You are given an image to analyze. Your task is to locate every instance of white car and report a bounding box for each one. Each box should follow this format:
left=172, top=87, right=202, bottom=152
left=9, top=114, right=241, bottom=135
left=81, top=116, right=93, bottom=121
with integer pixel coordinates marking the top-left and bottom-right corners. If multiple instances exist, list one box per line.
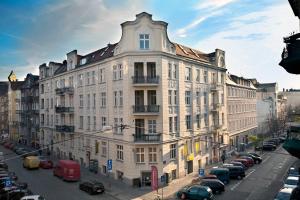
left=20, top=195, right=45, bottom=200
left=284, top=176, right=299, bottom=189
left=274, top=187, right=293, bottom=200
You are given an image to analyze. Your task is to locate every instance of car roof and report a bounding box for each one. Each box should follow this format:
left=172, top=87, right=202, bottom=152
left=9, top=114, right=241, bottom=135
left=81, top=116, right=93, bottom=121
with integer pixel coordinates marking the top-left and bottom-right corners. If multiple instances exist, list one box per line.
left=287, top=176, right=299, bottom=180
left=279, top=187, right=294, bottom=193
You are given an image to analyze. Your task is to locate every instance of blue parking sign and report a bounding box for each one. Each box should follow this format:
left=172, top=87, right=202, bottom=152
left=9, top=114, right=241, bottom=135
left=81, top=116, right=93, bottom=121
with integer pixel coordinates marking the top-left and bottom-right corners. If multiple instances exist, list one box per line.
left=5, top=179, right=12, bottom=187
left=107, top=159, right=112, bottom=172
left=199, top=168, right=205, bottom=177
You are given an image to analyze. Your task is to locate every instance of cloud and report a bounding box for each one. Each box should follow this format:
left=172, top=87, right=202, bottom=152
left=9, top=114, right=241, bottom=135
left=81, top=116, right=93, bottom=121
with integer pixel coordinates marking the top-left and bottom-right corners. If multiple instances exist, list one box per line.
left=196, top=0, right=237, bottom=10
left=0, top=0, right=145, bottom=81
left=197, top=3, right=300, bottom=89
left=175, top=10, right=223, bottom=38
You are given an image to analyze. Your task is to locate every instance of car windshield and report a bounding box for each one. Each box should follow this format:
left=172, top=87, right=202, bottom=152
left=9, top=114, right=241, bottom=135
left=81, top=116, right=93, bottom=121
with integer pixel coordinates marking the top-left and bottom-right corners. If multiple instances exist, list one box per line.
left=285, top=179, right=298, bottom=185
left=275, top=192, right=291, bottom=200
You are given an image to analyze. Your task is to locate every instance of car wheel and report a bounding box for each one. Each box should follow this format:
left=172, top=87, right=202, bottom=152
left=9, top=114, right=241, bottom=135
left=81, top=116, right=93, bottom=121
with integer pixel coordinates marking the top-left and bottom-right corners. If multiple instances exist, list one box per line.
left=203, top=198, right=208, bottom=200
left=180, top=193, right=186, bottom=200
left=237, top=175, right=242, bottom=180
left=89, top=188, right=93, bottom=195
left=255, top=160, right=259, bottom=164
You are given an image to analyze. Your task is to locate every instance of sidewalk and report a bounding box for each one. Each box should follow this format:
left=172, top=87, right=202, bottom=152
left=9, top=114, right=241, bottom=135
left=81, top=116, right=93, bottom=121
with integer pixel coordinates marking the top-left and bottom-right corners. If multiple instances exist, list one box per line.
left=47, top=145, right=261, bottom=200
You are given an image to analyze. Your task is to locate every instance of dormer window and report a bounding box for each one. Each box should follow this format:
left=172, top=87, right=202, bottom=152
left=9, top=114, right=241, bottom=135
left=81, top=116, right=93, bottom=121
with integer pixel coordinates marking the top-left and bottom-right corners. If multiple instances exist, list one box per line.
left=139, top=34, right=149, bottom=50
left=80, top=58, right=86, bottom=65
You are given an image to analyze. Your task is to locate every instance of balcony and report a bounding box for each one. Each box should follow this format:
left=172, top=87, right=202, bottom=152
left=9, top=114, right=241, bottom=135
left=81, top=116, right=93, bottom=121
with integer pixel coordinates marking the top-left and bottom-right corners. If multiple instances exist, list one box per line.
left=56, top=125, right=75, bottom=133
left=213, top=123, right=223, bottom=130
left=279, top=33, right=300, bottom=74
left=211, top=103, right=221, bottom=112
left=210, top=82, right=222, bottom=91
left=132, top=105, right=160, bottom=115
left=134, top=133, right=161, bottom=143
left=55, top=106, right=74, bottom=113
left=55, top=87, right=74, bottom=95
left=132, top=76, right=159, bottom=86
left=21, top=96, right=33, bottom=102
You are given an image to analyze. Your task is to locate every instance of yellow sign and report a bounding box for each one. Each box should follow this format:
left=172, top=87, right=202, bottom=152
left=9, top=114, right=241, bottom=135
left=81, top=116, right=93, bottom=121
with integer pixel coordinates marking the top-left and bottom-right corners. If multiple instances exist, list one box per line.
left=195, top=142, right=200, bottom=153
left=187, top=153, right=194, bottom=161
left=183, top=144, right=188, bottom=156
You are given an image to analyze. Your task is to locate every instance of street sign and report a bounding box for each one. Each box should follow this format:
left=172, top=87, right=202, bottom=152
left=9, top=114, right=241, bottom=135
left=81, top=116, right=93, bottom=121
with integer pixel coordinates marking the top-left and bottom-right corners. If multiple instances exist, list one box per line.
left=199, top=168, right=205, bottom=177
left=160, top=175, right=165, bottom=183
left=107, top=159, right=112, bottom=172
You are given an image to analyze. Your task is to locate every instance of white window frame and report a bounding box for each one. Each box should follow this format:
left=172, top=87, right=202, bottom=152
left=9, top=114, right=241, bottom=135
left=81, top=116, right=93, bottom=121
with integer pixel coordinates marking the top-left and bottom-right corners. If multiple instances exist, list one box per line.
left=139, top=34, right=149, bottom=50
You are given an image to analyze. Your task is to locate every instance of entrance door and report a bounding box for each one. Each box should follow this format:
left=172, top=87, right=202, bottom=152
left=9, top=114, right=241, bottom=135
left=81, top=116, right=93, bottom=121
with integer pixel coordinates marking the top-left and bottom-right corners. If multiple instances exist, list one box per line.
left=187, top=161, right=193, bottom=174
left=141, top=172, right=151, bottom=186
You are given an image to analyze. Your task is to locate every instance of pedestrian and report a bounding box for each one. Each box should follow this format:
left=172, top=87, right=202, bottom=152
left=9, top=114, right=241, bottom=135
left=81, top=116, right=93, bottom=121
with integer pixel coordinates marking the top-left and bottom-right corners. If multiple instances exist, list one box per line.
left=38, top=149, right=42, bottom=156
left=221, top=154, right=225, bottom=163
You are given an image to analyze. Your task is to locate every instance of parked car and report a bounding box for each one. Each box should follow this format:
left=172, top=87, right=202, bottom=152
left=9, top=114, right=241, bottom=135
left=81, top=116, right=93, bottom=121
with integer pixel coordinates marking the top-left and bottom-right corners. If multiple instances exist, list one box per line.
left=23, top=156, right=40, bottom=169
left=0, top=187, right=33, bottom=200
left=230, top=161, right=247, bottom=170
left=279, top=136, right=286, bottom=143
left=267, top=138, right=280, bottom=146
left=8, top=143, right=15, bottom=150
left=177, top=185, right=214, bottom=200
left=79, top=180, right=105, bottom=195
left=0, top=172, right=17, bottom=181
left=0, top=163, right=8, bottom=170
left=38, top=157, right=53, bottom=169
left=15, top=148, right=25, bottom=155
left=239, top=152, right=262, bottom=164
left=240, top=156, right=254, bottom=167
left=274, top=187, right=293, bottom=200
left=3, top=142, right=11, bottom=149
left=12, top=182, right=28, bottom=189
left=21, top=195, right=45, bottom=200
left=291, top=185, right=300, bottom=200
left=202, top=175, right=218, bottom=180
left=288, top=167, right=300, bottom=177
left=284, top=176, right=299, bottom=189
left=209, top=168, right=230, bottom=184
left=223, top=166, right=245, bottom=180
left=200, top=179, right=225, bottom=194
left=53, top=160, right=80, bottom=181
left=255, top=144, right=276, bottom=151
left=233, top=159, right=251, bottom=168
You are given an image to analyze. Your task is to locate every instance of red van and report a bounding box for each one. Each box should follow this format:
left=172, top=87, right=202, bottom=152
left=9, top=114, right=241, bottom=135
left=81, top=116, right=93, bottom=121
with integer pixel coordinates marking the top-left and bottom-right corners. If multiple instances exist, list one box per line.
left=53, top=160, right=80, bottom=181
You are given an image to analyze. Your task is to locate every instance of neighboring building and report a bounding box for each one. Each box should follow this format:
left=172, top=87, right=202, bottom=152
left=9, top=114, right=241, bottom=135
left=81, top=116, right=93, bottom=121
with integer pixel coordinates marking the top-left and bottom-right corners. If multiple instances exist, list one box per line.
left=226, top=74, right=257, bottom=151
left=0, top=82, right=9, bottom=136
left=7, top=71, right=24, bottom=141
left=39, top=12, right=228, bottom=186
left=254, top=82, right=278, bottom=134
left=280, top=89, right=300, bottom=109
left=20, top=74, right=39, bottom=146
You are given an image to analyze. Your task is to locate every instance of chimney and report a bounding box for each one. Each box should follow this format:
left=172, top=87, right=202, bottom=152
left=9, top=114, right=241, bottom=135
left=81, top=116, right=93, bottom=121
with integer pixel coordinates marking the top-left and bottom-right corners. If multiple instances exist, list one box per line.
left=66, top=50, right=78, bottom=70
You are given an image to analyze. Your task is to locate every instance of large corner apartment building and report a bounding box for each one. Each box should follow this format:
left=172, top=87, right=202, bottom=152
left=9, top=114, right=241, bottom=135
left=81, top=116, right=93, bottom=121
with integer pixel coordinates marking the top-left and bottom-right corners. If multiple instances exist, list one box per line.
left=39, top=12, right=227, bottom=186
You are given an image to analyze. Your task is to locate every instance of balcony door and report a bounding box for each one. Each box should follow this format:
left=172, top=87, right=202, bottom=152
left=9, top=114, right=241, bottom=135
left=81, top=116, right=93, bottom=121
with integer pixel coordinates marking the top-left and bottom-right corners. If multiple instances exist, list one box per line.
left=135, top=91, right=144, bottom=106
left=135, top=119, right=145, bottom=138
left=147, top=90, right=156, bottom=105
left=147, top=62, right=156, bottom=78
left=134, top=62, right=144, bottom=77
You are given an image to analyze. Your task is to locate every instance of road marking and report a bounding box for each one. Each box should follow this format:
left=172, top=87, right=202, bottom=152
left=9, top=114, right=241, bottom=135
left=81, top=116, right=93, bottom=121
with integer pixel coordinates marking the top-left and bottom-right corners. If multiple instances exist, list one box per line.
left=261, top=156, right=271, bottom=164
left=230, top=169, right=256, bottom=191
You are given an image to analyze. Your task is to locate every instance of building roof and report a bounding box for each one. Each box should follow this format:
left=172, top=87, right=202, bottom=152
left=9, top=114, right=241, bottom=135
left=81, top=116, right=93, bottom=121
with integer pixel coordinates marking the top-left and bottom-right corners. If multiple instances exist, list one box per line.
left=174, top=43, right=212, bottom=63
left=0, top=82, right=8, bottom=96
left=10, top=81, right=24, bottom=90
left=226, top=73, right=257, bottom=89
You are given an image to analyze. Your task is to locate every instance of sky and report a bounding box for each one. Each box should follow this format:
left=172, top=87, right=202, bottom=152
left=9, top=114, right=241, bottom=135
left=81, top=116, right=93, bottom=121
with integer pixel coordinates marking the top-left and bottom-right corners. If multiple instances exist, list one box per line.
left=0, top=0, right=299, bottom=90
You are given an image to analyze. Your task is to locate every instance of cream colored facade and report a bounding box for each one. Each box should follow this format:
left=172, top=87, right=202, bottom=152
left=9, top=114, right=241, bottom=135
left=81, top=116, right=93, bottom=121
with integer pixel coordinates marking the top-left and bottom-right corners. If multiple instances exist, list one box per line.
left=226, top=74, right=257, bottom=151
left=39, top=12, right=227, bottom=186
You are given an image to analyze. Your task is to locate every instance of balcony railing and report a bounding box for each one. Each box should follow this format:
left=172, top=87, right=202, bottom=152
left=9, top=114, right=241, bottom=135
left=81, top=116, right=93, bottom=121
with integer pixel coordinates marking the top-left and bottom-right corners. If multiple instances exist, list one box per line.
left=210, top=82, right=222, bottom=91
left=132, top=105, right=160, bottom=114
left=132, top=76, right=159, bottom=85
left=211, top=103, right=221, bottom=112
left=134, top=133, right=161, bottom=142
left=55, top=87, right=74, bottom=95
left=56, top=125, right=75, bottom=132
left=55, top=106, right=74, bottom=113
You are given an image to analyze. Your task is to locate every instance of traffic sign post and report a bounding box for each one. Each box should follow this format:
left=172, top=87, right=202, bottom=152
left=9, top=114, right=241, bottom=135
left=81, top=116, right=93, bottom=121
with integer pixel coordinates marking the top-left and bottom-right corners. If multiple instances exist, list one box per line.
left=107, top=159, right=112, bottom=172
left=199, top=168, right=205, bottom=177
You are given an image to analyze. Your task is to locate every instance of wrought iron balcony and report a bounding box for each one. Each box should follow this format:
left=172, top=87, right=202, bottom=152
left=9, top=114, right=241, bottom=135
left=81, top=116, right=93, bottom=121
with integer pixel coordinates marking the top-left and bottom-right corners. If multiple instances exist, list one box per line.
left=21, top=96, right=33, bottom=102
left=132, top=105, right=160, bottom=114
left=55, top=87, right=74, bottom=95
left=211, top=103, right=221, bottom=112
left=134, top=133, right=161, bottom=142
left=56, top=125, right=75, bottom=132
left=132, top=76, right=159, bottom=85
left=210, top=82, right=222, bottom=91
left=55, top=106, right=74, bottom=113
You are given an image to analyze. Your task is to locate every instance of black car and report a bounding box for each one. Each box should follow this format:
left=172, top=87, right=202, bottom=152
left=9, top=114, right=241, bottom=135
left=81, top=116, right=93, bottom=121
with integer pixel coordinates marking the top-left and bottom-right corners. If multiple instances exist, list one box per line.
left=230, top=161, right=247, bottom=171
left=0, top=163, right=7, bottom=170
left=200, top=179, right=225, bottom=194
left=0, top=187, right=32, bottom=200
left=255, top=144, right=276, bottom=151
left=223, top=166, right=245, bottom=179
left=241, top=152, right=262, bottom=164
left=79, top=180, right=105, bottom=195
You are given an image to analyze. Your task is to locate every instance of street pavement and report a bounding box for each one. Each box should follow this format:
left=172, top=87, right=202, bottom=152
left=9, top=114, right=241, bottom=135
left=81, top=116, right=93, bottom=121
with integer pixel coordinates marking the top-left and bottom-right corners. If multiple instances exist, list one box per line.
left=1, top=146, right=119, bottom=200
left=214, top=146, right=297, bottom=200
left=0, top=144, right=296, bottom=200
